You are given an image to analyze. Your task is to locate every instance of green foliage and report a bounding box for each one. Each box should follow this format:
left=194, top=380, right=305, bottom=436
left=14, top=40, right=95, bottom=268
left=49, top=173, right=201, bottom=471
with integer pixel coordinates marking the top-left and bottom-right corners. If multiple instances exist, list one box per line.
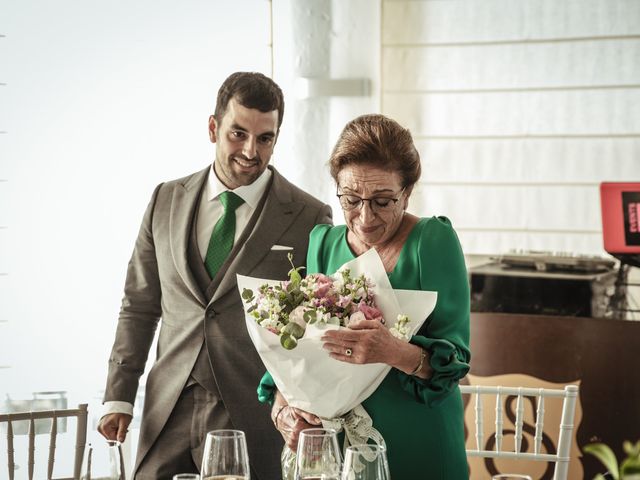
left=621, top=441, right=640, bottom=476
left=584, top=443, right=620, bottom=480
left=282, top=322, right=305, bottom=339
left=242, top=288, right=254, bottom=301
left=303, top=310, right=317, bottom=325
left=242, top=254, right=382, bottom=350
left=287, top=252, right=305, bottom=287
left=584, top=440, right=640, bottom=480
left=280, top=334, right=297, bottom=350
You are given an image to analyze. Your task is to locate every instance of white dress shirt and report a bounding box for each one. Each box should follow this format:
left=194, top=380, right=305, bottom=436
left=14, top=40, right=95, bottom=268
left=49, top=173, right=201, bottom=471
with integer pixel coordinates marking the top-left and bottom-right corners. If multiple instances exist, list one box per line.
left=196, top=163, right=272, bottom=261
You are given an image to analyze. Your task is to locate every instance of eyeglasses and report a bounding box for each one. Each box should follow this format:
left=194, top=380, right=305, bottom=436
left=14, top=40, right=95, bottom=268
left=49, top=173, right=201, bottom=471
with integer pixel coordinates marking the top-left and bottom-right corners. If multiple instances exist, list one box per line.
left=336, top=187, right=405, bottom=213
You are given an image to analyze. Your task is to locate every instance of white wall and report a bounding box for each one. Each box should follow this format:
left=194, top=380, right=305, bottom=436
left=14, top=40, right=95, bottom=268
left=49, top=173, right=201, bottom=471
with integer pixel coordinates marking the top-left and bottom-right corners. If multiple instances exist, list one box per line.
left=0, top=0, right=271, bottom=406
left=381, top=0, right=640, bottom=255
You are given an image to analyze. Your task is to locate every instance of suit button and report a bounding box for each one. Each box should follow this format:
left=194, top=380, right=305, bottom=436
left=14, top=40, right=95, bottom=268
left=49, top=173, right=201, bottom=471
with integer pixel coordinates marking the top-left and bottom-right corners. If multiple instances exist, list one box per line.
left=206, top=310, right=216, bottom=319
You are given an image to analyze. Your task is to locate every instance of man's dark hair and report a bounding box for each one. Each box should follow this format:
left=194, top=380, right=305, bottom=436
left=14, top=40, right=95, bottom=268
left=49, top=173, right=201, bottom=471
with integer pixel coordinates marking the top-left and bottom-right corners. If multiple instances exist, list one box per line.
left=214, top=72, right=285, bottom=129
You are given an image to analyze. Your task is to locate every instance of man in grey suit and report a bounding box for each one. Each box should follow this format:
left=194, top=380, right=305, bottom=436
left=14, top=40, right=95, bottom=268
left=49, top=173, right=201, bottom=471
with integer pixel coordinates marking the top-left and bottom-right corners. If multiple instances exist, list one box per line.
left=98, top=72, right=332, bottom=479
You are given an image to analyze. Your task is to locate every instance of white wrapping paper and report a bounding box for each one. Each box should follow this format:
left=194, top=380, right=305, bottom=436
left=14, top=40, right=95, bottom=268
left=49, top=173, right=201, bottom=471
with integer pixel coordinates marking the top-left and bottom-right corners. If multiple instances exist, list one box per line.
left=237, top=248, right=437, bottom=419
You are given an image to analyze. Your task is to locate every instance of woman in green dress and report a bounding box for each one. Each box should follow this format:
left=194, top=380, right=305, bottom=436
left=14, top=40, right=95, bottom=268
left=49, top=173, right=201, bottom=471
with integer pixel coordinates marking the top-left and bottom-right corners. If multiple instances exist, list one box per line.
left=258, top=114, right=470, bottom=479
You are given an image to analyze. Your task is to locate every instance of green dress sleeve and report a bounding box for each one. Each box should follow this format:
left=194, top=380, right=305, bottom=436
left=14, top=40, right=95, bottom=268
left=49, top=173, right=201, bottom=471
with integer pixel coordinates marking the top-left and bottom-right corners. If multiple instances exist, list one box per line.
left=256, top=224, right=333, bottom=405
left=396, top=217, right=471, bottom=407
left=257, top=371, right=277, bottom=405
left=305, top=224, right=332, bottom=275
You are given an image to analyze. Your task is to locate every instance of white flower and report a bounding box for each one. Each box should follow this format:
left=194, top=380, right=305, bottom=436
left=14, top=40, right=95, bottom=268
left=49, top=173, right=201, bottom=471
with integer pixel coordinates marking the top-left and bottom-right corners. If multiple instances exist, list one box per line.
left=260, top=318, right=284, bottom=334
left=241, top=259, right=414, bottom=350
left=261, top=296, right=282, bottom=315
left=300, top=283, right=314, bottom=296
left=389, top=314, right=411, bottom=340
left=347, top=311, right=366, bottom=326
left=288, top=306, right=308, bottom=328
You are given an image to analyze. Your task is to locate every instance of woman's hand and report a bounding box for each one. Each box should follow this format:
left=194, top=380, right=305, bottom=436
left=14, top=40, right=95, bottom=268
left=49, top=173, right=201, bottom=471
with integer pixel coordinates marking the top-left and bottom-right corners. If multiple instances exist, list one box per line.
left=321, top=318, right=432, bottom=378
left=271, top=391, right=322, bottom=450
left=321, top=317, right=401, bottom=364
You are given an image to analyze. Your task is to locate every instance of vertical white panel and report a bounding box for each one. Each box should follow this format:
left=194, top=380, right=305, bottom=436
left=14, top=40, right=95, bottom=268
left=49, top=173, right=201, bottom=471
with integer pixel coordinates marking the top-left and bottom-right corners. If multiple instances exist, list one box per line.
left=272, top=0, right=381, bottom=217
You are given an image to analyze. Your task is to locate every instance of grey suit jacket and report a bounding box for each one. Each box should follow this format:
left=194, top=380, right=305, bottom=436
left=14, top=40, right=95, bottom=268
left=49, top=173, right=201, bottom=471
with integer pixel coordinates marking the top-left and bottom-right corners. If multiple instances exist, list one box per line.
left=104, top=165, right=332, bottom=479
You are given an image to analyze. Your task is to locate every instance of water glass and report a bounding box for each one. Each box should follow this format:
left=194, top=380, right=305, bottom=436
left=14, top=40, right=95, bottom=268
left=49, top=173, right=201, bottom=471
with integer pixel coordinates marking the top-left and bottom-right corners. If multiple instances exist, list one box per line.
left=341, top=444, right=390, bottom=480
left=295, top=428, right=342, bottom=480
left=201, top=429, right=250, bottom=480
left=83, top=440, right=125, bottom=480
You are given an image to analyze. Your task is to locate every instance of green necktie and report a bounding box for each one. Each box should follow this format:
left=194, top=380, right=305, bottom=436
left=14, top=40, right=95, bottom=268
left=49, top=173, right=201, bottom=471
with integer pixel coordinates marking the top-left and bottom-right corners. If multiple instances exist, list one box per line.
left=204, top=191, right=245, bottom=279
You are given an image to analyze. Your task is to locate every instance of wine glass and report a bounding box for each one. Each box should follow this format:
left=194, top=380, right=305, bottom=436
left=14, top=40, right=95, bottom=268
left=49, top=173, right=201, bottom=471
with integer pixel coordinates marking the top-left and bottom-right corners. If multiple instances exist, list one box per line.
left=340, top=444, right=390, bottom=480
left=295, top=428, right=342, bottom=480
left=200, top=429, right=250, bottom=480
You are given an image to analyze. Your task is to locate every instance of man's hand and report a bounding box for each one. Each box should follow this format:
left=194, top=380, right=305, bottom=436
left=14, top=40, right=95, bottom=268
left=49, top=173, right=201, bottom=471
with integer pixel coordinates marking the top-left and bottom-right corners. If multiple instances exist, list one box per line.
left=97, top=413, right=132, bottom=443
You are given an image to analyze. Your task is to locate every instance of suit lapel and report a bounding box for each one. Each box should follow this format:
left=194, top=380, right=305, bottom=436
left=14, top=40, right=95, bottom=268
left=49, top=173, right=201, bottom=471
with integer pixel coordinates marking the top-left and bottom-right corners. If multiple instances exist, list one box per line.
left=211, top=169, right=302, bottom=303
left=169, top=167, right=209, bottom=307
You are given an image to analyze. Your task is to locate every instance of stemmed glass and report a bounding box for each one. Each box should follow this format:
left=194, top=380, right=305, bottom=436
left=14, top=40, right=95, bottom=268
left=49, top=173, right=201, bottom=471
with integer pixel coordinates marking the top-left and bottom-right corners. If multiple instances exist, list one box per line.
left=200, top=430, right=250, bottom=480
left=295, top=428, right=342, bottom=480
left=340, top=444, right=390, bottom=480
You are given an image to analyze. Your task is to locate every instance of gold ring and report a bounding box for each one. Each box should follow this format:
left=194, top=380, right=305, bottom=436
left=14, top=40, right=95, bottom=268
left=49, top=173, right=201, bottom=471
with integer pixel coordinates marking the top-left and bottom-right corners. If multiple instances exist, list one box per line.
left=345, top=348, right=352, bottom=357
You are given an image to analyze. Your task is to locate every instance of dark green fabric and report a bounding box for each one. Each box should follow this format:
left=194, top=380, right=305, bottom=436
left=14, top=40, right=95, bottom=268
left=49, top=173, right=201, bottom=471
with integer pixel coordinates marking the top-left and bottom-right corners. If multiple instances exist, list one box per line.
left=204, top=191, right=244, bottom=278
left=258, top=217, right=471, bottom=479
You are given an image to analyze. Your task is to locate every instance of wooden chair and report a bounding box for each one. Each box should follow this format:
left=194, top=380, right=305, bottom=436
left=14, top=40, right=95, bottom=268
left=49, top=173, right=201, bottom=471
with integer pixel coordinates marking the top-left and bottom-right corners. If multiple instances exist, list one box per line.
left=0, top=403, right=88, bottom=480
left=459, top=384, right=579, bottom=480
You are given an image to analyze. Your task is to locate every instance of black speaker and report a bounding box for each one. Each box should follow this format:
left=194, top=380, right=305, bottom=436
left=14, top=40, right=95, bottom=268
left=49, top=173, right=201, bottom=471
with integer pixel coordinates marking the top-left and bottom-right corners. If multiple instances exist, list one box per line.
left=470, top=263, right=618, bottom=318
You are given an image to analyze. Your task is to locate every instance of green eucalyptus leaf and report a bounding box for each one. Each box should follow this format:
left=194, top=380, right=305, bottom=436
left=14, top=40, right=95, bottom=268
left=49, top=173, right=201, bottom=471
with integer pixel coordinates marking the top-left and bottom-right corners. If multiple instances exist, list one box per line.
left=283, top=322, right=305, bottom=339
left=584, top=443, right=619, bottom=480
left=280, top=334, right=297, bottom=350
left=303, top=310, right=317, bottom=324
left=241, top=288, right=254, bottom=301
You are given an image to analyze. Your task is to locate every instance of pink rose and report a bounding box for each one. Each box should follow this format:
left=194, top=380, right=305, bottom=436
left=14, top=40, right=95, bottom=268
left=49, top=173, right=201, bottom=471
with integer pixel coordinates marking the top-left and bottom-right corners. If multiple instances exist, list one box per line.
left=336, top=294, right=353, bottom=308
left=311, top=273, right=334, bottom=298
left=358, top=301, right=383, bottom=321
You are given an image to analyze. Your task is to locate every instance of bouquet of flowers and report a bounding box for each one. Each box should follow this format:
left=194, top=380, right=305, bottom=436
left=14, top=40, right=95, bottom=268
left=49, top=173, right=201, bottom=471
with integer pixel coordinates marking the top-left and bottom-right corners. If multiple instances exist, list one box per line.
left=240, top=253, right=412, bottom=351
left=237, top=248, right=437, bottom=420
